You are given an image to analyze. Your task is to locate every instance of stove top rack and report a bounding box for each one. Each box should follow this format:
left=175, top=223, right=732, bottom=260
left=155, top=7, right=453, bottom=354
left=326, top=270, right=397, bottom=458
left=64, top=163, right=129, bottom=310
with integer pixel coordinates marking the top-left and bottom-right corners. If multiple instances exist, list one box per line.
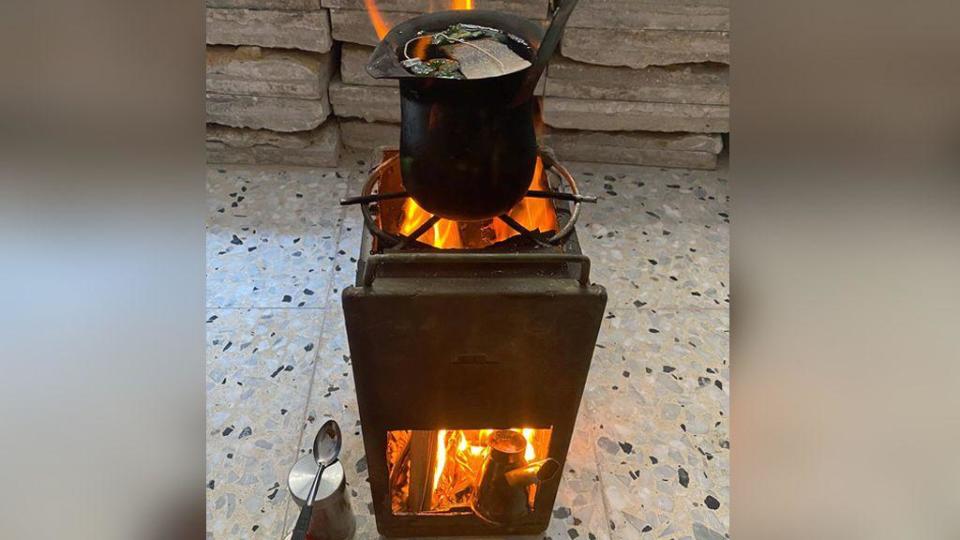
left=339, top=147, right=596, bottom=251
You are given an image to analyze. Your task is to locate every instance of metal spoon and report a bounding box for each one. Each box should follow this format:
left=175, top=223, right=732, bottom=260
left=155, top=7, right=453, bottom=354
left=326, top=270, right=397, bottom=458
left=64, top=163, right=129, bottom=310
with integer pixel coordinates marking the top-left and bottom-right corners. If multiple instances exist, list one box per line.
left=291, top=419, right=342, bottom=540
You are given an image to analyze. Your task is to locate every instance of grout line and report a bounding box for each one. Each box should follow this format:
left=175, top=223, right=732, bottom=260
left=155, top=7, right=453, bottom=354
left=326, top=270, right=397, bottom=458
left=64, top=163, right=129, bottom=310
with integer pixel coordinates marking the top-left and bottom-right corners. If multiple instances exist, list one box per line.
left=280, top=171, right=356, bottom=540
left=586, top=398, right=615, bottom=540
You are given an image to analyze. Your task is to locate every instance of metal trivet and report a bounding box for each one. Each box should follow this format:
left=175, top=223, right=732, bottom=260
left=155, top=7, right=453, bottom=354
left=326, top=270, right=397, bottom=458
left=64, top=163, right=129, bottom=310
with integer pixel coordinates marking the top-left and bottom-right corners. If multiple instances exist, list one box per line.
left=339, top=148, right=596, bottom=250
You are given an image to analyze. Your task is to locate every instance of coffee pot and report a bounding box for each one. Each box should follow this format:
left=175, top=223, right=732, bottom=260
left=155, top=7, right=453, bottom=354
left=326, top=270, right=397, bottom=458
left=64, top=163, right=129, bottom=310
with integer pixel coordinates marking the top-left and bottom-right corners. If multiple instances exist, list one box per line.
left=366, top=2, right=580, bottom=221
left=471, top=430, right=560, bottom=525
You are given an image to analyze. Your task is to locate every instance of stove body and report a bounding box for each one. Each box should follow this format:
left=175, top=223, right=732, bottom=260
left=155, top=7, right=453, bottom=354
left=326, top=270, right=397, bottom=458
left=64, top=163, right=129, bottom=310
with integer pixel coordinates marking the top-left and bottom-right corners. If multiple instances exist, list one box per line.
left=341, top=150, right=606, bottom=537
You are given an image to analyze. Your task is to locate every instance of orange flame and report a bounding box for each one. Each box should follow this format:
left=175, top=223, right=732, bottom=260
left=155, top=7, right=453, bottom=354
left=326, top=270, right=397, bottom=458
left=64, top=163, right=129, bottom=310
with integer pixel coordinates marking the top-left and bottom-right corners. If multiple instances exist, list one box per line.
left=396, top=158, right=557, bottom=250
left=432, top=429, right=448, bottom=505
left=363, top=0, right=392, bottom=40
left=423, top=427, right=548, bottom=511
left=399, top=197, right=464, bottom=249
left=521, top=428, right=537, bottom=461
left=364, top=0, right=473, bottom=41
left=491, top=157, right=556, bottom=243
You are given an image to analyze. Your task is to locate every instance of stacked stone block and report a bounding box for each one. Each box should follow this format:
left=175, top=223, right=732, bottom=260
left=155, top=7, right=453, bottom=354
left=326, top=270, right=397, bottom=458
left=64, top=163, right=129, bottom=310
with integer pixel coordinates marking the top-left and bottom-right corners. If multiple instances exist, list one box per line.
left=542, top=0, right=729, bottom=169
left=205, top=0, right=729, bottom=170
left=206, top=2, right=341, bottom=166
left=324, top=0, right=551, bottom=151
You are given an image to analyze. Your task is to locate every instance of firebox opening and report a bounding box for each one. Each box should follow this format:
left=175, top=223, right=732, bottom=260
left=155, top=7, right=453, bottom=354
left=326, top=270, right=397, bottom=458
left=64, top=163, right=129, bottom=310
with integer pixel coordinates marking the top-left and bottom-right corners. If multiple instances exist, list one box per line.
left=386, top=427, right=553, bottom=516
left=374, top=151, right=560, bottom=250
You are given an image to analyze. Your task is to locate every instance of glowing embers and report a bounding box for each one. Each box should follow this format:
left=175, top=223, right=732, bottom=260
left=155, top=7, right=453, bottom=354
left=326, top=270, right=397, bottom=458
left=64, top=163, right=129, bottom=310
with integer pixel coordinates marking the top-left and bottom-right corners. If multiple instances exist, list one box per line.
left=377, top=155, right=559, bottom=250
left=386, top=428, right=552, bottom=515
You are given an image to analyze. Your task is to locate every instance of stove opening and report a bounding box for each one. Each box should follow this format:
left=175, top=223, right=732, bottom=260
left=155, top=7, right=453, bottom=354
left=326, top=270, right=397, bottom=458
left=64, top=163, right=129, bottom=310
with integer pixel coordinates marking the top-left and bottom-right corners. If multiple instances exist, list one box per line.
left=386, top=427, right=553, bottom=516
left=374, top=151, right=559, bottom=250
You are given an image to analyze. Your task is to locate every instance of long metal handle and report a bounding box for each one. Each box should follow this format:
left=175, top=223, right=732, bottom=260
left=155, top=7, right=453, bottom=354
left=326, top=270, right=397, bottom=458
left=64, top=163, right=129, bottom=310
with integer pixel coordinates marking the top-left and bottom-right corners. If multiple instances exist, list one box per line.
left=305, top=463, right=327, bottom=508
left=514, top=0, right=581, bottom=105
left=361, top=253, right=592, bottom=288
left=291, top=504, right=314, bottom=540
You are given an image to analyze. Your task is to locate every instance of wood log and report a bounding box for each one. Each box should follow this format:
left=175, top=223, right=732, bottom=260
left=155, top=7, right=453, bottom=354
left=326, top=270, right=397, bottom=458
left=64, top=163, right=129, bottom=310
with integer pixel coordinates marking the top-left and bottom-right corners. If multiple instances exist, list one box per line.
left=406, top=430, right=438, bottom=513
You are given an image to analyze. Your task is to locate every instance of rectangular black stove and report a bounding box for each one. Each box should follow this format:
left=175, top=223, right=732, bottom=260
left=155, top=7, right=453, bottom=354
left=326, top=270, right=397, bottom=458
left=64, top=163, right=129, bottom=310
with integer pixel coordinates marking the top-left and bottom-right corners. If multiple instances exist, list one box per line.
left=339, top=148, right=606, bottom=537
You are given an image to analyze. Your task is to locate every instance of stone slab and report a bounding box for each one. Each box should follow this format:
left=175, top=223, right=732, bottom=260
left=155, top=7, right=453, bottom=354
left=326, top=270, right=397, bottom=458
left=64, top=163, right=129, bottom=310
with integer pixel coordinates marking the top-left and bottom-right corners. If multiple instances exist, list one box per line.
left=206, top=122, right=342, bottom=167
left=206, top=92, right=332, bottom=132
left=206, top=0, right=322, bottom=9
left=568, top=0, right=729, bottom=31
left=561, top=27, right=729, bottom=68
left=328, top=79, right=400, bottom=123
left=329, top=8, right=419, bottom=46
left=546, top=56, right=728, bottom=105
left=206, top=46, right=334, bottom=99
left=341, top=43, right=397, bottom=87
left=339, top=119, right=401, bottom=149
left=542, top=128, right=722, bottom=169
left=543, top=97, right=728, bottom=133
left=206, top=8, right=333, bottom=53
left=321, top=0, right=548, bottom=19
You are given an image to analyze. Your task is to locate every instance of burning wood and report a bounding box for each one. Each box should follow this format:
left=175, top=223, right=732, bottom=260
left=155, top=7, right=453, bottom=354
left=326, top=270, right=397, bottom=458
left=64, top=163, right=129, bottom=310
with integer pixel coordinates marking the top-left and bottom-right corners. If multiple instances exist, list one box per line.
left=387, top=428, right=551, bottom=515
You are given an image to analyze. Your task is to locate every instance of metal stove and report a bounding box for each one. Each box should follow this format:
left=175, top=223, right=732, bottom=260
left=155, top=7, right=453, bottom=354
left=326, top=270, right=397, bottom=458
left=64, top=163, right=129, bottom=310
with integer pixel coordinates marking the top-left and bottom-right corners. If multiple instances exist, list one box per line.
left=339, top=147, right=606, bottom=537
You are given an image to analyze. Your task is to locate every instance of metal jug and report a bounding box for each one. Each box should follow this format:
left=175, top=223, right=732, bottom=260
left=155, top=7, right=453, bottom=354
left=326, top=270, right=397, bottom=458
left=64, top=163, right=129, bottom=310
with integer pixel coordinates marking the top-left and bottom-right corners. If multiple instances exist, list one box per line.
left=471, top=430, right=560, bottom=525
left=365, top=2, right=581, bottom=221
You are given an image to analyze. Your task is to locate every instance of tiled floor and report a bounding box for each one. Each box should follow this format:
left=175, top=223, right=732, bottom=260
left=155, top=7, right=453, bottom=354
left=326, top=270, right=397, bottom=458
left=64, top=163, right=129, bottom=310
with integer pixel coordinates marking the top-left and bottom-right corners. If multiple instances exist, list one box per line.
left=206, top=152, right=729, bottom=540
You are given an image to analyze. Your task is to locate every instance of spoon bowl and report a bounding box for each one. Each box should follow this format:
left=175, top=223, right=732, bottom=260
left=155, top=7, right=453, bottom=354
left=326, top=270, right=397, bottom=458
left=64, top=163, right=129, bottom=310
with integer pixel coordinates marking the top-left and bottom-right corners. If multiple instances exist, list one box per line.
left=314, top=419, right=342, bottom=467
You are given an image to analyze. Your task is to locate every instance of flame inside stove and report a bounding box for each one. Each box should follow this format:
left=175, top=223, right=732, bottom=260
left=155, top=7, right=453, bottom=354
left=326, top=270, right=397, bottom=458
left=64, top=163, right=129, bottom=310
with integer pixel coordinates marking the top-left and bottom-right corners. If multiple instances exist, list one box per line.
left=364, top=0, right=474, bottom=40
left=388, top=427, right=551, bottom=515
left=395, top=157, right=559, bottom=250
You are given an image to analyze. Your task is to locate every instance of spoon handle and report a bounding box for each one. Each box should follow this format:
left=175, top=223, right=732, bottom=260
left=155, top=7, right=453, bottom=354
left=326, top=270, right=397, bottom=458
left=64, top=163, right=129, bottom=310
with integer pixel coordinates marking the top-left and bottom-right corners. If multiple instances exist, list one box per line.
left=291, top=504, right=315, bottom=540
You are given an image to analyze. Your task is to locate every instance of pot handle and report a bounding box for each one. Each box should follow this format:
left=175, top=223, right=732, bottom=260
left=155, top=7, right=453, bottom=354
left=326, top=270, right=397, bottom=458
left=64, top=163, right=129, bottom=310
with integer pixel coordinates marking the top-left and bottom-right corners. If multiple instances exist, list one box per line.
left=514, top=0, right=581, bottom=104
left=504, top=458, right=561, bottom=488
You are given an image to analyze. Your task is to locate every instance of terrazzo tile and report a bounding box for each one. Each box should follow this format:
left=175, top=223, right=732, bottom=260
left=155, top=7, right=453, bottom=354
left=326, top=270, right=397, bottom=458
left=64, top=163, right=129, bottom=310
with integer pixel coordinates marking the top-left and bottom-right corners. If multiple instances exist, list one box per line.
left=580, top=225, right=728, bottom=312
left=565, top=161, right=729, bottom=228
left=584, top=308, right=729, bottom=539
left=209, top=156, right=729, bottom=540
left=571, top=162, right=729, bottom=311
left=329, top=178, right=366, bottom=298
left=543, top=403, right=611, bottom=540
left=206, top=308, right=324, bottom=539
left=206, top=166, right=350, bottom=309
left=279, top=308, right=366, bottom=539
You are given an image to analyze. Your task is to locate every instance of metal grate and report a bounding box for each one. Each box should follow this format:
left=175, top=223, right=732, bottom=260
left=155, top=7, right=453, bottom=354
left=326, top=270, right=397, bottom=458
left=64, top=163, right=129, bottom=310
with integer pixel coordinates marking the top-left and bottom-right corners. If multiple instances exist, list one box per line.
left=340, top=148, right=596, bottom=250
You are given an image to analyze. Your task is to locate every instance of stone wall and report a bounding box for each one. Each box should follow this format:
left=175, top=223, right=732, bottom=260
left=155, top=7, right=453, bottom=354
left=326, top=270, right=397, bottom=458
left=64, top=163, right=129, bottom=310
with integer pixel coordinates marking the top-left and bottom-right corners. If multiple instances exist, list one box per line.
left=325, top=0, right=551, bottom=154
left=541, top=0, right=729, bottom=169
left=206, top=2, right=341, bottom=166
left=206, top=0, right=729, bottom=169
